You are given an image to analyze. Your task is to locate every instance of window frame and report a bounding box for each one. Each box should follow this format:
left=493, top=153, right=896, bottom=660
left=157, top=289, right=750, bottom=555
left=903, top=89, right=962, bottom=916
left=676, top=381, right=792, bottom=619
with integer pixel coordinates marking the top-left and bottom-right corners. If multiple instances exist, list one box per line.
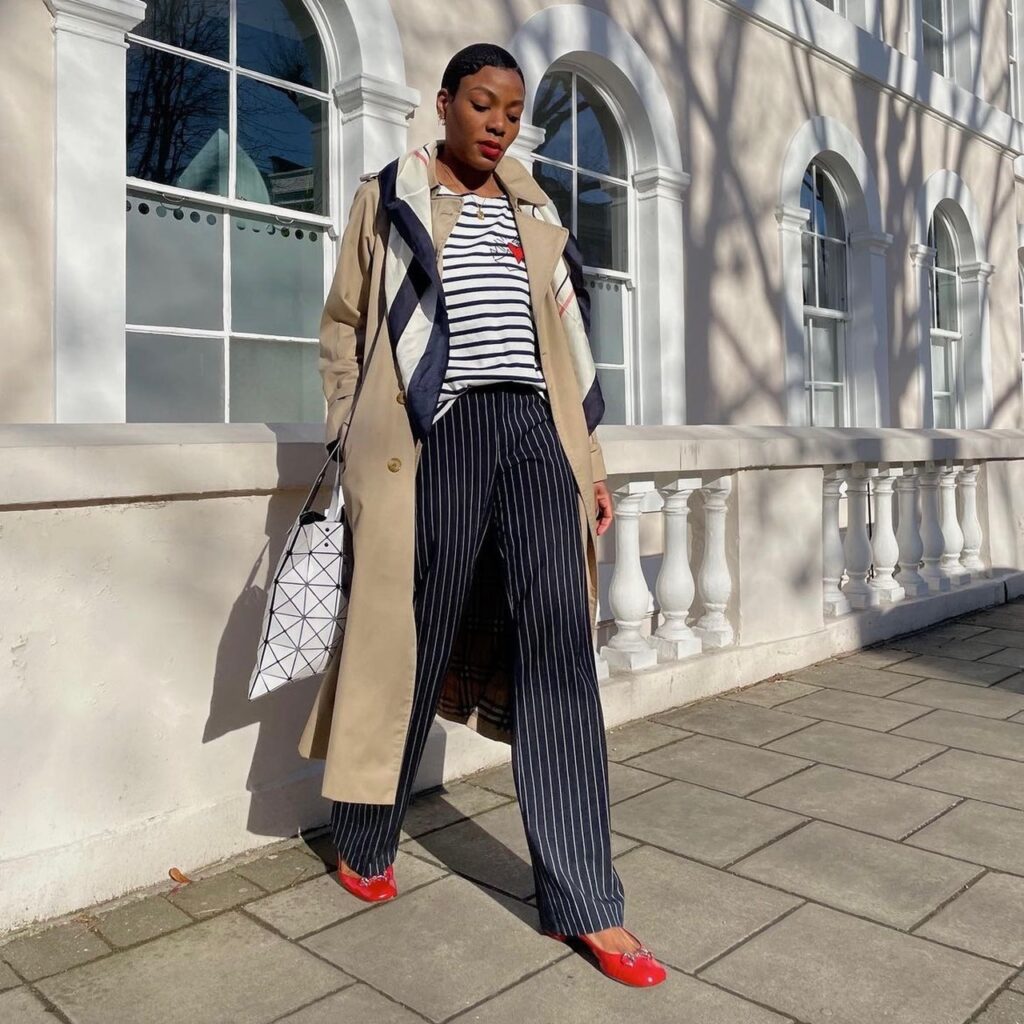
left=800, top=160, right=853, bottom=427
left=530, top=65, right=638, bottom=425
left=124, top=0, right=337, bottom=424
left=926, top=210, right=965, bottom=428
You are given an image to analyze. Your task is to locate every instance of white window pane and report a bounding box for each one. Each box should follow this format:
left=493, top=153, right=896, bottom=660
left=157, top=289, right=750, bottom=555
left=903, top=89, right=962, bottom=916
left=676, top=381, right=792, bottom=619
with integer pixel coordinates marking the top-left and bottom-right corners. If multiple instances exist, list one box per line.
left=127, top=195, right=223, bottom=330
left=922, top=0, right=944, bottom=29
left=801, top=231, right=815, bottom=306
left=933, top=216, right=956, bottom=269
left=575, top=76, right=627, bottom=179
left=231, top=213, right=323, bottom=338
left=133, top=0, right=229, bottom=61
left=577, top=174, right=628, bottom=272
left=236, top=0, right=327, bottom=91
left=935, top=272, right=958, bottom=332
left=126, top=332, right=224, bottom=422
left=127, top=47, right=229, bottom=194
left=236, top=77, right=327, bottom=213
left=808, top=317, right=839, bottom=382
left=923, top=25, right=945, bottom=75
left=596, top=366, right=626, bottom=424
left=584, top=275, right=625, bottom=364
left=533, top=71, right=573, bottom=166
left=229, top=338, right=322, bottom=422
left=818, top=237, right=848, bottom=311
left=532, top=162, right=572, bottom=232
left=812, top=386, right=840, bottom=427
left=933, top=394, right=954, bottom=428
left=930, top=339, right=949, bottom=392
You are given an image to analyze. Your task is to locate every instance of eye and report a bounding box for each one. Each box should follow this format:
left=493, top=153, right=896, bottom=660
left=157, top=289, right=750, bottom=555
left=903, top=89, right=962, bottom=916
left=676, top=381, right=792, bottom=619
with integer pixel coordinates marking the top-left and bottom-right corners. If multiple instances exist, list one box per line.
left=508, top=115, right=521, bottom=123
left=471, top=102, right=488, bottom=112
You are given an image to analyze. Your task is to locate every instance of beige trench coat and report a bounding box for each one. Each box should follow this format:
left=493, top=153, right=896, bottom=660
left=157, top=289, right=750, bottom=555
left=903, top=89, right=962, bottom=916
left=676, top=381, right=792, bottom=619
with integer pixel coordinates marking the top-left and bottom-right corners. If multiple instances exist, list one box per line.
left=297, top=142, right=608, bottom=804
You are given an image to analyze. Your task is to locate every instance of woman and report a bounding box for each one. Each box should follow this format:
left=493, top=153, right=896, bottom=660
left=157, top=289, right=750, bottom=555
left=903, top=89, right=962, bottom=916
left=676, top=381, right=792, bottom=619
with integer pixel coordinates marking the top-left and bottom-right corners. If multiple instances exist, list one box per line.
left=298, top=42, right=666, bottom=988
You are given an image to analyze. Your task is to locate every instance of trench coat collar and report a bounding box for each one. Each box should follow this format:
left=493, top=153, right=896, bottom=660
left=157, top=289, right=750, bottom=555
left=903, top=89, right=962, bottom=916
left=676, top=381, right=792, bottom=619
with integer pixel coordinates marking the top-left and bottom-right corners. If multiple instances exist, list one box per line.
left=424, top=139, right=552, bottom=209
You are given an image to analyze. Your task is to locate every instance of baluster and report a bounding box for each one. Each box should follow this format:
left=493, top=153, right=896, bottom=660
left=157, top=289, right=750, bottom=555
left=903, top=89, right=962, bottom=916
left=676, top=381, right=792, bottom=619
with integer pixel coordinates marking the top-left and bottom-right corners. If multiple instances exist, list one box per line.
left=957, top=463, right=987, bottom=576
left=823, top=468, right=851, bottom=616
left=653, top=477, right=703, bottom=660
left=869, top=467, right=905, bottom=602
left=694, top=475, right=734, bottom=647
left=918, top=461, right=951, bottom=591
left=599, top=481, right=659, bottom=671
left=894, top=466, right=928, bottom=597
left=939, top=463, right=970, bottom=586
left=842, top=465, right=881, bottom=608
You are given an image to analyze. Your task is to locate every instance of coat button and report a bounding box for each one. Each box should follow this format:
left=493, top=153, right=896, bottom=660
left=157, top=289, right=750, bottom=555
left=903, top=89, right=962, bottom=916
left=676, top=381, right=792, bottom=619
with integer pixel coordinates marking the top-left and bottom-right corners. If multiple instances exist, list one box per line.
left=387, top=457, right=402, bottom=472
left=396, top=391, right=406, bottom=404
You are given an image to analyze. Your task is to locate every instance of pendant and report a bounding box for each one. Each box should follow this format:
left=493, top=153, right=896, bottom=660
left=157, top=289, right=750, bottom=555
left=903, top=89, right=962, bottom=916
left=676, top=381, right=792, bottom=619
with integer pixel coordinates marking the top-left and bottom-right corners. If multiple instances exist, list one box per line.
left=476, top=200, right=485, bottom=221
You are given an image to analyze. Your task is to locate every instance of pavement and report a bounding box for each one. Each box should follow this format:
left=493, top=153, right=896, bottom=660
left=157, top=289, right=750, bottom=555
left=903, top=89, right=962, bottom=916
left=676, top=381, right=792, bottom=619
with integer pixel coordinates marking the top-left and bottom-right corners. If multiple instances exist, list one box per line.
left=4, top=601, right=1024, bottom=1023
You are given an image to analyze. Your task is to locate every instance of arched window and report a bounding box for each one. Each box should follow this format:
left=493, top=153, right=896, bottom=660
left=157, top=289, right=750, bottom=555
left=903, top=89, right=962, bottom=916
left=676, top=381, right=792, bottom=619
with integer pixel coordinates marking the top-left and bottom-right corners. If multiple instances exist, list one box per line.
left=927, top=210, right=963, bottom=427
left=800, top=160, right=850, bottom=426
left=124, top=0, right=331, bottom=423
left=530, top=69, right=633, bottom=424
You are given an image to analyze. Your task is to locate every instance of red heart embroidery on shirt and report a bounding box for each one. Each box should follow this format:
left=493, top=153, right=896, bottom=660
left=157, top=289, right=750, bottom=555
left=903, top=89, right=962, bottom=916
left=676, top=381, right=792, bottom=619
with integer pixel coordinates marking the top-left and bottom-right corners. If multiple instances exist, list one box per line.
left=506, top=242, right=525, bottom=263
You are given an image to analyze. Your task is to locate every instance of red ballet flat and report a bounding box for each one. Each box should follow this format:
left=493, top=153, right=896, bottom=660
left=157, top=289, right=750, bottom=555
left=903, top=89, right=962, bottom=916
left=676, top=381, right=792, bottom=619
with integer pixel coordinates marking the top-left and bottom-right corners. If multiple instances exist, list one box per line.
left=336, top=859, right=397, bottom=902
left=543, top=927, right=667, bottom=987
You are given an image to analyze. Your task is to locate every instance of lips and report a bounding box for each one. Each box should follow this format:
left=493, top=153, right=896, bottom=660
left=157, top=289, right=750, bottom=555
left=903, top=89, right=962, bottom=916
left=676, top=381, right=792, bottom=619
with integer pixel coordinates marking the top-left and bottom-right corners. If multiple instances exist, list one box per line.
left=478, top=141, right=502, bottom=160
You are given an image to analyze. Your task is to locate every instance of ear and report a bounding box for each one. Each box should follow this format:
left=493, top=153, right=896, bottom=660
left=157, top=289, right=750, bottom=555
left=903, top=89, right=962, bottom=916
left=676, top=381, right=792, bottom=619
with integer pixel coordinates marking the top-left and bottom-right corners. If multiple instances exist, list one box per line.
left=436, top=88, right=450, bottom=121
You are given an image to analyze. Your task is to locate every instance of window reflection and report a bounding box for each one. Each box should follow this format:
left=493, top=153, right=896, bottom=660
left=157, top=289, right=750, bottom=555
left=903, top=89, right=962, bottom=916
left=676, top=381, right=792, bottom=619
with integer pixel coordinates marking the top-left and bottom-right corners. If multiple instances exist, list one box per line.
left=133, top=0, right=229, bottom=61
left=237, top=0, right=326, bottom=90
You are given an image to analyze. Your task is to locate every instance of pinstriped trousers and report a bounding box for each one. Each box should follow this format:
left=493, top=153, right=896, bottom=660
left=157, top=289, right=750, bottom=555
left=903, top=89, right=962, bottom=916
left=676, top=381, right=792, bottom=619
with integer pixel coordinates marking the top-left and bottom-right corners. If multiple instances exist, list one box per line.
left=330, top=382, right=626, bottom=934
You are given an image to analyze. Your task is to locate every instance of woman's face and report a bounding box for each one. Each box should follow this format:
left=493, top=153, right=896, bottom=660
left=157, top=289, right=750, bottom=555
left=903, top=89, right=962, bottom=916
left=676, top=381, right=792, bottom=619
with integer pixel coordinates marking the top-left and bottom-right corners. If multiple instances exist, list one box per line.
left=436, top=65, right=525, bottom=170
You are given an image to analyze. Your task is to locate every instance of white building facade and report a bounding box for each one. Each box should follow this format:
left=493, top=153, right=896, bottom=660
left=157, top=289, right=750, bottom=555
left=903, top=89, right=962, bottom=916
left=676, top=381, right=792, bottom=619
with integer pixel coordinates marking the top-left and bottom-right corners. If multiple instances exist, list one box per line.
left=3, top=0, right=1024, bottom=929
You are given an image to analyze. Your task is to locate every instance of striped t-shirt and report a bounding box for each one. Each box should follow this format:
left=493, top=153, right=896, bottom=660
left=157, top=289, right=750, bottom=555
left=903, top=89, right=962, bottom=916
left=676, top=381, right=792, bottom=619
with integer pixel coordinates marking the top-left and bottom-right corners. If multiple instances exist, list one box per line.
left=432, top=183, right=548, bottom=426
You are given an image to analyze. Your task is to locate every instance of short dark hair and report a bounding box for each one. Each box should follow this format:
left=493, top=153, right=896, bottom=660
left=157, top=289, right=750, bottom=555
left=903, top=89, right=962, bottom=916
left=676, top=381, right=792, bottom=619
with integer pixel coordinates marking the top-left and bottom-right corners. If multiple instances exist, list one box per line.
left=440, top=43, right=525, bottom=97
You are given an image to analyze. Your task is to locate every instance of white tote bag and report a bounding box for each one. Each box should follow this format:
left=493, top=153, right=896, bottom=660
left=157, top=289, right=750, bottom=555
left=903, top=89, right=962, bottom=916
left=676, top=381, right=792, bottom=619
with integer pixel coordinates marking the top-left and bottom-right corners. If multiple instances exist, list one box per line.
left=248, top=449, right=350, bottom=699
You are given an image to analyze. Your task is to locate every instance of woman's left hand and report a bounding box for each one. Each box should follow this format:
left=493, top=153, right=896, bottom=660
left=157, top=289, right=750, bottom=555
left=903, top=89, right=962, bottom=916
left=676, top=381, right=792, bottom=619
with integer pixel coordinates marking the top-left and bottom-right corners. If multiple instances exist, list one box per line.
left=594, top=480, right=614, bottom=537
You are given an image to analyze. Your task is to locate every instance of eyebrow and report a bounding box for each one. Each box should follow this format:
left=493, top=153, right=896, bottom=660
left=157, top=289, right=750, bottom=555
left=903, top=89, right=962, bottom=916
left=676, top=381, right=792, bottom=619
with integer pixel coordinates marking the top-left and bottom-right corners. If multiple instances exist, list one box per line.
left=468, top=85, right=524, bottom=105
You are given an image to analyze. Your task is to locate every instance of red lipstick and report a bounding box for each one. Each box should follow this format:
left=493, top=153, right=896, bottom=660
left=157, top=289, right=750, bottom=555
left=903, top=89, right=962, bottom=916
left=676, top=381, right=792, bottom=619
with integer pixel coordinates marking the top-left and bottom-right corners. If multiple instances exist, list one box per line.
left=478, top=141, right=502, bottom=160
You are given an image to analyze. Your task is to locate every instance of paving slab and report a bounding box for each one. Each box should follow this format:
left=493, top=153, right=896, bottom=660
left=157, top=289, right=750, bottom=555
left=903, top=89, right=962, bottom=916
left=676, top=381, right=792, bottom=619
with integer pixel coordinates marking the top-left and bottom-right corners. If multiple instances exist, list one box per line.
left=882, top=654, right=1017, bottom=686
left=1011, top=971, right=1024, bottom=993
left=36, top=912, right=348, bottom=1024
left=0, top=987, right=61, bottom=1023
left=0, top=960, right=20, bottom=991
left=974, top=991, right=1024, bottom=1024
left=233, top=847, right=325, bottom=892
left=399, top=801, right=636, bottom=899
left=915, top=623, right=998, bottom=641
left=790, top=660, right=925, bottom=696
left=0, top=920, right=110, bottom=982
left=914, top=871, right=1024, bottom=965
left=975, top=628, right=1024, bottom=649
left=906, top=800, right=1024, bottom=875
left=749, top=764, right=960, bottom=840
left=611, top=845, right=801, bottom=972
left=961, top=608, right=1024, bottom=631
left=997, top=674, right=1024, bottom=694
left=458, top=957, right=792, bottom=1023
left=980, top=647, right=1024, bottom=670
left=764, top=720, right=944, bottom=778
left=625, top=734, right=811, bottom=796
left=899, top=749, right=1024, bottom=811
left=611, top=780, right=805, bottom=867
left=725, top=678, right=822, bottom=707
left=886, top=678, right=1024, bottom=719
left=773, top=688, right=930, bottom=732
left=839, top=648, right=918, bottom=670
left=604, top=718, right=690, bottom=761
left=93, top=895, right=192, bottom=948
left=246, top=849, right=446, bottom=939
left=700, top=902, right=1012, bottom=1024
left=276, top=983, right=425, bottom=1023
left=301, top=874, right=562, bottom=1024
left=885, top=637, right=1006, bottom=662
left=895, top=709, right=1024, bottom=762
left=400, top=782, right=511, bottom=838
left=164, top=870, right=264, bottom=918
left=730, top=821, right=981, bottom=929
left=653, top=699, right=816, bottom=745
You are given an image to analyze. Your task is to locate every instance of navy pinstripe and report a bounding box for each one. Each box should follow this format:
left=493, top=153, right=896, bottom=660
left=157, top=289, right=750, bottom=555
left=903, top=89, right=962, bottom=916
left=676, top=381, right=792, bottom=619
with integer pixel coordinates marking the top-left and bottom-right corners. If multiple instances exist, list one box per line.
left=330, top=382, right=626, bottom=934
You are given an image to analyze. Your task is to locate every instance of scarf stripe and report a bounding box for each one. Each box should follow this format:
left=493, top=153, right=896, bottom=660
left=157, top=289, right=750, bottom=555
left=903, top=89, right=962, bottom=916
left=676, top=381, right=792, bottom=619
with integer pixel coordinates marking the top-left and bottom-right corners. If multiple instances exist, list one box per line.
left=380, top=143, right=604, bottom=442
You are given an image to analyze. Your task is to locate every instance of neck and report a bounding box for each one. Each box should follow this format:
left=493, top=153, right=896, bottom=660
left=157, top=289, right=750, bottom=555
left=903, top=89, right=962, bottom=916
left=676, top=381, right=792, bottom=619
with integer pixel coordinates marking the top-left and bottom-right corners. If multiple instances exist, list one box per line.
left=436, top=142, right=495, bottom=192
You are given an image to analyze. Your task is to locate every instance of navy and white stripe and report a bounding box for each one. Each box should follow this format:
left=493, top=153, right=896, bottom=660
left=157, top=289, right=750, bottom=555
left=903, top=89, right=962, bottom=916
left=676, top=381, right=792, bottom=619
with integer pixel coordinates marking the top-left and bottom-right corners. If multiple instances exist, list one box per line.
left=330, top=384, right=625, bottom=935
left=432, top=185, right=547, bottom=426
left=377, top=141, right=604, bottom=444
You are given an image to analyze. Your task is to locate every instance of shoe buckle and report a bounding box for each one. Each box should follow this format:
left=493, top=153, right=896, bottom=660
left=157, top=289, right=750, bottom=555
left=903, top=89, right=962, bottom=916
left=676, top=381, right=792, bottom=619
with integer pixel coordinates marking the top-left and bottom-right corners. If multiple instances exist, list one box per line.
left=621, top=946, right=654, bottom=967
